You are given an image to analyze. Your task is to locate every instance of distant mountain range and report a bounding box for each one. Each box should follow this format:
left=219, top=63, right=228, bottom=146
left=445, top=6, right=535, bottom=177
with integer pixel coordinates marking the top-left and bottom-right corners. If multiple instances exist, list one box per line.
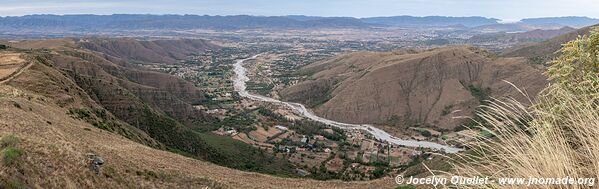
left=360, top=16, right=499, bottom=27
left=0, top=14, right=597, bottom=32
left=0, top=14, right=373, bottom=31
left=520, top=16, right=599, bottom=28
left=286, top=15, right=499, bottom=27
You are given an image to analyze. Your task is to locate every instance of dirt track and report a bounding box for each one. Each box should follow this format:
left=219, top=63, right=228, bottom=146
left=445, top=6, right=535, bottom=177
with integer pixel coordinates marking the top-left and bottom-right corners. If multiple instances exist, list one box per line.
left=0, top=52, right=32, bottom=84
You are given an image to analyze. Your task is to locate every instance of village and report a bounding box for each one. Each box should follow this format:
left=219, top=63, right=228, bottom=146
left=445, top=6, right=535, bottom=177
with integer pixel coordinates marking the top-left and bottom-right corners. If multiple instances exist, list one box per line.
left=136, top=41, right=472, bottom=180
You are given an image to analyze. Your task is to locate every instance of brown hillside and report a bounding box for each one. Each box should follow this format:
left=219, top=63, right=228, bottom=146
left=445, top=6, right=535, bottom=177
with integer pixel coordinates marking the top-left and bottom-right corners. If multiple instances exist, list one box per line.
left=0, top=84, right=393, bottom=188
left=78, top=38, right=217, bottom=64
left=281, top=46, right=547, bottom=130
left=468, top=27, right=575, bottom=43
left=0, top=43, right=398, bottom=188
left=501, top=25, right=597, bottom=61
left=5, top=39, right=305, bottom=177
left=0, top=40, right=376, bottom=188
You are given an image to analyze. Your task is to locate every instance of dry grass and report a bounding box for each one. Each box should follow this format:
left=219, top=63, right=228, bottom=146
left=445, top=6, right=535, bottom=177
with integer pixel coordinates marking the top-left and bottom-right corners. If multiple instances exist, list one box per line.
left=0, top=61, right=396, bottom=188
left=443, top=27, right=599, bottom=189
left=448, top=84, right=599, bottom=189
left=0, top=53, right=25, bottom=79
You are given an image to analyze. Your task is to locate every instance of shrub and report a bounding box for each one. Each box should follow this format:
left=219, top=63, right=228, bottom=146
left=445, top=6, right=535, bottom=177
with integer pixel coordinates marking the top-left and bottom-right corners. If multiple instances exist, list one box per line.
left=2, top=147, right=23, bottom=166
left=3, top=179, right=27, bottom=189
left=0, top=134, right=20, bottom=148
left=448, top=27, right=599, bottom=189
left=12, top=102, right=21, bottom=109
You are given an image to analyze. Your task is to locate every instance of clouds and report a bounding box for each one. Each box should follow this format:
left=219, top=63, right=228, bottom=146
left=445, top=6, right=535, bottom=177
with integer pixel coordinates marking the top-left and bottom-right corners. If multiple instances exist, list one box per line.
left=0, top=0, right=597, bottom=20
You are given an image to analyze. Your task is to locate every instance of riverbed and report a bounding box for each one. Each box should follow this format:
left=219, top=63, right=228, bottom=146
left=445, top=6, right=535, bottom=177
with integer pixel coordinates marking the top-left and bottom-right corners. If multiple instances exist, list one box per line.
left=232, top=55, right=462, bottom=153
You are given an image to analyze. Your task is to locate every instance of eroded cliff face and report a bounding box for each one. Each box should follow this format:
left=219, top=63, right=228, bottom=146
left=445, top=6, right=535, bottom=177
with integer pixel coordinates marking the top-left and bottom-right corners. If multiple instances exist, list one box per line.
left=31, top=47, right=214, bottom=131
left=281, top=46, right=548, bottom=129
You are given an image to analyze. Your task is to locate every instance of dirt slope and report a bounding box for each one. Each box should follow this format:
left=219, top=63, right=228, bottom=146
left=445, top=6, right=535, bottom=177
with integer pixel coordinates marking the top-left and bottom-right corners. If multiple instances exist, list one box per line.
left=281, top=46, right=547, bottom=130
left=78, top=38, right=217, bottom=64
left=0, top=46, right=396, bottom=188
left=468, top=27, right=576, bottom=43
left=501, top=24, right=597, bottom=61
left=0, top=84, right=393, bottom=188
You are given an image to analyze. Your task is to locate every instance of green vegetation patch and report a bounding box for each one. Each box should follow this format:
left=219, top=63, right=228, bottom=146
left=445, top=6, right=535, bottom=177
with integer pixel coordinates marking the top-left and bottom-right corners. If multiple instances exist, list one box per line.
left=2, top=178, right=27, bottom=189
left=2, top=147, right=23, bottom=166
left=198, top=133, right=297, bottom=177
left=137, top=107, right=296, bottom=177
left=0, top=134, right=20, bottom=148
left=1, top=134, right=23, bottom=166
left=467, top=84, right=490, bottom=102
left=441, top=104, right=454, bottom=116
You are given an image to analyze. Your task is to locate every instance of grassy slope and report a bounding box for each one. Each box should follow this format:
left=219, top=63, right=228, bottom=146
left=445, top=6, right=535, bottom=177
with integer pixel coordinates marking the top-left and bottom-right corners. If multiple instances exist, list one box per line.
left=0, top=83, right=394, bottom=188
left=446, top=27, right=599, bottom=189
left=8, top=48, right=298, bottom=178
left=281, top=47, right=546, bottom=130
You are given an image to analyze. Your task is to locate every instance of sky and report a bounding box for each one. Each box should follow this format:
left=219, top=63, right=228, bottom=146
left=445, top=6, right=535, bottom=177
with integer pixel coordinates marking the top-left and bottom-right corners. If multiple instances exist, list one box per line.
left=1, top=0, right=599, bottom=21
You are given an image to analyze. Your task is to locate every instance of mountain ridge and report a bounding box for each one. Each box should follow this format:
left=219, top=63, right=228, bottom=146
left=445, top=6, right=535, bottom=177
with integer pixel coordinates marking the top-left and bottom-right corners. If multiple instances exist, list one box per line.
left=1, top=14, right=597, bottom=33
left=280, top=46, right=548, bottom=130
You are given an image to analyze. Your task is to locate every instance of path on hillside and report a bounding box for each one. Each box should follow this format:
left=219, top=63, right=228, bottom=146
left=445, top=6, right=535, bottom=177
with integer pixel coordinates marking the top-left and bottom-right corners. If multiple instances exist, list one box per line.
left=0, top=53, right=33, bottom=85
left=233, top=55, right=462, bottom=153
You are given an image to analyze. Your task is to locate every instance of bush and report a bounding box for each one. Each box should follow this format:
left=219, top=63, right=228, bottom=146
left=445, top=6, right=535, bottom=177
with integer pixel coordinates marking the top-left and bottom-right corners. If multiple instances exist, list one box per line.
left=12, top=102, right=21, bottom=109
left=2, top=147, right=23, bottom=166
left=0, top=134, right=20, bottom=148
left=3, top=179, right=27, bottom=189
left=450, top=27, right=599, bottom=188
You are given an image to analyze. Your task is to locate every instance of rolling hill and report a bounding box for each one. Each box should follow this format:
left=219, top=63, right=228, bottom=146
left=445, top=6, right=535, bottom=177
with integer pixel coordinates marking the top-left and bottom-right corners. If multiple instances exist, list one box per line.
left=360, top=16, right=499, bottom=27
left=0, top=14, right=375, bottom=31
left=501, top=24, right=597, bottom=62
left=78, top=38, right=217, bottom=64
left=520, top=16, right=599, bottom=28
left=280, top=46, right=548, bottom=130
left=468, top=27, right=576, bottom=43
left=0, top=38, right=326, bottom=187
left=0, top=76, right=392, bottom=188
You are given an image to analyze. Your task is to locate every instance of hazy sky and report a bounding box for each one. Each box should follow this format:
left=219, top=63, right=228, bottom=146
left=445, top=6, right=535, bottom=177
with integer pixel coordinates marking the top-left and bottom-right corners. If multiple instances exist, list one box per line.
left=1, top=0, right=598, bottom=21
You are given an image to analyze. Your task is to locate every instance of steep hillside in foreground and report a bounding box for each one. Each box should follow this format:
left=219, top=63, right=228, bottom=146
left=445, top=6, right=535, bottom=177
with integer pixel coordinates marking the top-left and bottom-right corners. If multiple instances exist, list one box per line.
left=280, top=46, right=547, bottom=130
left=3, top=39, right=299, bottom=178
left=0, top=83, right=393, bottom=188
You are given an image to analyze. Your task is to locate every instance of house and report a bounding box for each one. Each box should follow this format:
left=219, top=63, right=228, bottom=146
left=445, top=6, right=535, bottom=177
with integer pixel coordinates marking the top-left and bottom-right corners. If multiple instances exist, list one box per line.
left=276, top=146, right=295, bottom=153
left=313, top=135, right=325, bottom=141
left=275, top=125, right=288, bottom=131
left=226, top=129, right=238, bottom=136
left=295, top=169, right=310, bottom=177
left=300, top=136, right=308, bottom=143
